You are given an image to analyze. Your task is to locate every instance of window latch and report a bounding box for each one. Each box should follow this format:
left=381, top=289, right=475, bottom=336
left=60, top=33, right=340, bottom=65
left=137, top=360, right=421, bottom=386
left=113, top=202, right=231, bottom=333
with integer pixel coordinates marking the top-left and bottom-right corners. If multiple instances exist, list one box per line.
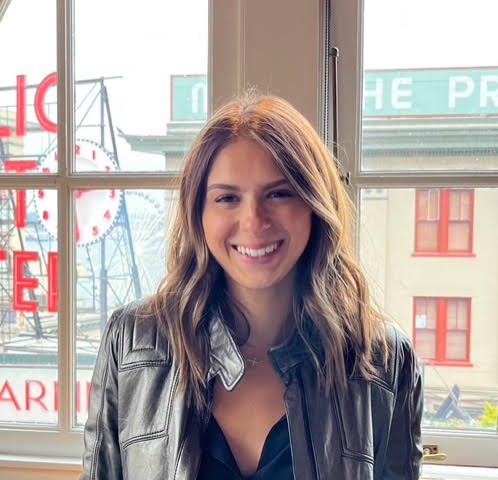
left=423, top=444, right=447, bottom=462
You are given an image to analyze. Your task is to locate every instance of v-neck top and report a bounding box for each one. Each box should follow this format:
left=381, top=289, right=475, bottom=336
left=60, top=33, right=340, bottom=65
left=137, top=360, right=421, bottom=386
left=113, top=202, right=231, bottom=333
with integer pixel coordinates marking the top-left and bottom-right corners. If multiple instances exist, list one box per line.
left=197, top=414, right=293, bottom=480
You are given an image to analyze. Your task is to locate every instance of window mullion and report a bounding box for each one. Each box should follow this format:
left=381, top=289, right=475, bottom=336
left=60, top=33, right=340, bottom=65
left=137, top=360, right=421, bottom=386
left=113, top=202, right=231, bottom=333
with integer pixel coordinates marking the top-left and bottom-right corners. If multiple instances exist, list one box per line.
left=56, top=0, right=75, bottom=433
left=439, top=190, right=449, bottom=253
left=437, top=298, right=447, bottom=362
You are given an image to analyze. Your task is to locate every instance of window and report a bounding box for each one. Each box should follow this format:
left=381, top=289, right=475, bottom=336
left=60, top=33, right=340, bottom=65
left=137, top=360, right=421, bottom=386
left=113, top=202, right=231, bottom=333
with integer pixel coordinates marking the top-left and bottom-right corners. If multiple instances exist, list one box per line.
left=1, top=0, right=496, bottom=475
left=1, top=1, right=326, bottom=477
left=0, top=0, right=208, bottom=473
left=333, top=0, right=498, bottom=469
left=415, top=189, right=474, bottom=255
left=414, top=297, right=471, bottom=365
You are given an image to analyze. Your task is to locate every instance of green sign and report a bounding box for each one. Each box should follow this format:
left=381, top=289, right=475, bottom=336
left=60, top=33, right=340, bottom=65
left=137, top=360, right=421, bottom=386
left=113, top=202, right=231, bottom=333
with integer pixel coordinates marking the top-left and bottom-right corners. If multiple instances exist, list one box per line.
left=363, top=68, right=498, bottom=117
left=170, top=69, right=498, bottom=119
left=171, top=75, right=208, bottom=121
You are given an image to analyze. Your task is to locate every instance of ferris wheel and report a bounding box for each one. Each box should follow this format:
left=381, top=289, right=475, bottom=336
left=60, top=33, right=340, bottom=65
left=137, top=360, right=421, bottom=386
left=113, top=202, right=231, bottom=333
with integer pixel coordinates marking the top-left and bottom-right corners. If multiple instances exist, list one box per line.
left=76, top=189, right=167, bottom=318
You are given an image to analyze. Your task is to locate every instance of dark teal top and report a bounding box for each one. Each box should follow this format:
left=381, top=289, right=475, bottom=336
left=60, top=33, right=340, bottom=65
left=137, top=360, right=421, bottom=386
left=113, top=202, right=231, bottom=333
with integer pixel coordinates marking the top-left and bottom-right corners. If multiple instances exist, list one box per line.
left=197, top=415, right=293, bottom=479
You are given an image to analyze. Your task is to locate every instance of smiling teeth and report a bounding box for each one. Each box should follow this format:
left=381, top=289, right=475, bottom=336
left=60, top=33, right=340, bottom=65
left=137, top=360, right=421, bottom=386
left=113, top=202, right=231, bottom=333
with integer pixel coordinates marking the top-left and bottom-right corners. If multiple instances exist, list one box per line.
left=236, top=242, right=279, bottom=258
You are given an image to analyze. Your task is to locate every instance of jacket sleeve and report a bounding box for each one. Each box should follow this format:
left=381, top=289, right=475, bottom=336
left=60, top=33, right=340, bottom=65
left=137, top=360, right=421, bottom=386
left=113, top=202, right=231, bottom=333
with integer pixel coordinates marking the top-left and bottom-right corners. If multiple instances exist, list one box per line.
left=381, top=329, right=424, bottom=479
left=81, top=310, right=123, bottom=480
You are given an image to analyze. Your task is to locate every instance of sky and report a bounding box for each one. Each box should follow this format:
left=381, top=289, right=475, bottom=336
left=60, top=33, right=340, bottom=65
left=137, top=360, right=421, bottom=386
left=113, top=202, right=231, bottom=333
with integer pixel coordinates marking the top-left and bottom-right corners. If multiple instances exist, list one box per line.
left=363, top=0, right=498, bottom=69
left=0, top=0, right=208, bottom=171
left=0, top=0, right=208, bottom=135
left=0, top=0, right=497, bottom=157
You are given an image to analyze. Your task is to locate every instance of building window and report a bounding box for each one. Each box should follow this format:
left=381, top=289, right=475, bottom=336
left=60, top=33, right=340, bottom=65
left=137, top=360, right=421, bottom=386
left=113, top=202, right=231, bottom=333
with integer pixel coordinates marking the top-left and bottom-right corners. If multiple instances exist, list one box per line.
left=0, top=0, right=209, bottom=464
left=335, top=0, right=498, bottom=466
left=413, top=297, right=471, bottom=365
left=414, top=189, right=474, bottom=256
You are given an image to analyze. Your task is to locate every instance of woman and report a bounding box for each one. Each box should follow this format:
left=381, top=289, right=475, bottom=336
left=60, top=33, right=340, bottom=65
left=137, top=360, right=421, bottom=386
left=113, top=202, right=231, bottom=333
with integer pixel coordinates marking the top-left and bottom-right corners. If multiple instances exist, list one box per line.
left=81, top=93, right=423, bottom=479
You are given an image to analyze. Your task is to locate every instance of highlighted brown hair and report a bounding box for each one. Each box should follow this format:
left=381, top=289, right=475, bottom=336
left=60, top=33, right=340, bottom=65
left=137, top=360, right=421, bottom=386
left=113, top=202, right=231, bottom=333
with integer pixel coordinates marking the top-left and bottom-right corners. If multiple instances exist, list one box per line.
left=149, top=92, right=388, bottom=411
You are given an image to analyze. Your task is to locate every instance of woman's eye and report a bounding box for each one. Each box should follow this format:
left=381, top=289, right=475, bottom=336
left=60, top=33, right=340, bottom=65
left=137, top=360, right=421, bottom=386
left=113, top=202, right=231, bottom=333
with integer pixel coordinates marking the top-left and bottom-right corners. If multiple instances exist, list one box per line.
left=268, top=190, right=293, bottom=199
left=215, top=194, right=238, bottom=203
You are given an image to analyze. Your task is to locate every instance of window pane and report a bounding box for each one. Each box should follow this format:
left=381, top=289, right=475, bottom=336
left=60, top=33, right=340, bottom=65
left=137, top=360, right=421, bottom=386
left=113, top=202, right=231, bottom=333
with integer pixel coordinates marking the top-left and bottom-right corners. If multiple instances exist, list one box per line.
left=74, top=1, right=208, bottom=174
left=449, top=191, right=471, bottom=221
left=414, top=298, right=437, bottom=360
left=362, top=0, right=498, bottom=173
left=446, top=331, right=467, bottom=360
left=72, top=0, right=208, bottom=427
left=415, top=298, right=437, bottom=329
left=447, top=299, right=466, bottom=327
left=0, top=189, right=58, bottom=425
left=416, top=221, right=439, bottom=251
left=75, top=189, right=177, bottom=426
left=359, top=188, right=498, bottom=432
left=418, top=190, right=440, bottom=220
left=448, top=222, right=470, bottom=251
left=415, top=190, right=441, bottom=252
left=0, top=1, right=57, bottom=175
left=0, top=0, right=58, bottom=428
left=415, top=330, right=436, bottom=359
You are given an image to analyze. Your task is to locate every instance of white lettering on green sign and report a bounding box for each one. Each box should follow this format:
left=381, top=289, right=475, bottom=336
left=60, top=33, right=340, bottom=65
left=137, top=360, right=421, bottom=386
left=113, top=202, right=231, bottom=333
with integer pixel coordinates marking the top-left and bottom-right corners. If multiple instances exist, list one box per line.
left=171, top=75, right=208, bottom=121
left=363, top=68, right=498, bottom=116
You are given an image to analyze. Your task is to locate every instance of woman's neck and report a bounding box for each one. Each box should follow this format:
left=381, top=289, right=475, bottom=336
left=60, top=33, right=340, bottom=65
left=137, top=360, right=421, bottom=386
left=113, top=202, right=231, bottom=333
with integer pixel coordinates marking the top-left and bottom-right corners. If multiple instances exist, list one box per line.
left=229, top=284, right=294, bottom=353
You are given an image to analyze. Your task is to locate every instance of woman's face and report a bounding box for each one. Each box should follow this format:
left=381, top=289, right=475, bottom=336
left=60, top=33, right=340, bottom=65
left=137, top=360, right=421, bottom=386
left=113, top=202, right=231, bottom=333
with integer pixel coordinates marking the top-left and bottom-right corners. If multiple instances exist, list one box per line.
left=202, top=137, right=312, bottom=297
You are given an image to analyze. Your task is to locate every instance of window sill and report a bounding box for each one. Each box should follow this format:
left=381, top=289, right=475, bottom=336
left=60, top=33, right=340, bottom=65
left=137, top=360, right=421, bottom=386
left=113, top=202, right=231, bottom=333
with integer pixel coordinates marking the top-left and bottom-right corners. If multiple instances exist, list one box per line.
left=412, top=252, right=476, bottom=258
left=422, top=464, right=498, bottom=479
left=1, top=457, right=496, bottom=480
left=422, top=361, right=474, bottom=367
left=0, top=454, right=81, bottom=480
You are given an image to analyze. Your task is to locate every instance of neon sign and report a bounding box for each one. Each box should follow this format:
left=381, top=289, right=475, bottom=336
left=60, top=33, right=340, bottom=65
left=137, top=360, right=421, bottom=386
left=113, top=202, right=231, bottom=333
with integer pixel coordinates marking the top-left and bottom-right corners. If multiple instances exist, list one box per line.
left=0, top=73, right=121, bottom=314
left=0, top=72, right=57, bottom=138
left=0, top=367, right=94, bottom=424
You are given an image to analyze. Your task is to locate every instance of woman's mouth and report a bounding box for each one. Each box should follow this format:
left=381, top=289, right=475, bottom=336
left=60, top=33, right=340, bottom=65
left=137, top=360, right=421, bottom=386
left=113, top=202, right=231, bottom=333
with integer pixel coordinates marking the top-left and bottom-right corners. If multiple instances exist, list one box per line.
left=233, top=241, right=282, bottom=258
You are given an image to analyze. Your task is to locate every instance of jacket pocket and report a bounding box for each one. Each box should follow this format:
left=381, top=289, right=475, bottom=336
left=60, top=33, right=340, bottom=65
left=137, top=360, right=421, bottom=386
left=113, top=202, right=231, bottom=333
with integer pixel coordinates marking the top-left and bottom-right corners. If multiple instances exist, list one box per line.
left=118, top=360, right=178, bottom=448
left=333, top=380, right=377, bottom=463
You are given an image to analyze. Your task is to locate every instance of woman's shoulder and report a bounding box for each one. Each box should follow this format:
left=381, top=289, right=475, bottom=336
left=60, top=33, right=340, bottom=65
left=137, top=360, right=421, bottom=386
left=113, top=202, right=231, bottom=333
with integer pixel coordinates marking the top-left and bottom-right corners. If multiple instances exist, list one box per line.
left=370, top=322, right=421, bottom=390
left=103, top=297, right=171, bottom=365
left=383, top=322, right=417, bottom=362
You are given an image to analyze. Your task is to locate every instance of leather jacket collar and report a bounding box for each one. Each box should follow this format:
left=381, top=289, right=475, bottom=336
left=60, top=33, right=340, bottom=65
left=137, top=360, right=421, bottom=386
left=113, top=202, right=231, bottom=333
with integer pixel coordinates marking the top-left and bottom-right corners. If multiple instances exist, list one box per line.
left=207, top=310, right=310, bottom=389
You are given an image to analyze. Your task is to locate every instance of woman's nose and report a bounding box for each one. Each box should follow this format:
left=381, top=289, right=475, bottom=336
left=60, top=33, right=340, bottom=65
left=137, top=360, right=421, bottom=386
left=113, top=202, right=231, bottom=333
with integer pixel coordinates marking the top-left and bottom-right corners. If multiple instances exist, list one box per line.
left=240, top=199, right=271, bottom=233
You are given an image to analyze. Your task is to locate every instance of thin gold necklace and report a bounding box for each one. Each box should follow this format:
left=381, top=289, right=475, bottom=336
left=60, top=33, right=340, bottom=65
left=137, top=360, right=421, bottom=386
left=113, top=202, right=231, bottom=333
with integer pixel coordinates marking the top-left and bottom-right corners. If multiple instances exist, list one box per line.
left=243, top=355, right=263, bottom=367
left=240, top=348, right=268, bottom=368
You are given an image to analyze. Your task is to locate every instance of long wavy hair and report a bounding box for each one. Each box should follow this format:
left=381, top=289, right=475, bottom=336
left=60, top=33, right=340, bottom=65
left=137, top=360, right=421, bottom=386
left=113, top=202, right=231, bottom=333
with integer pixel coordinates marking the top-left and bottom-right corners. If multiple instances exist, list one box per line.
left=149, top=92, right=388, bottom=412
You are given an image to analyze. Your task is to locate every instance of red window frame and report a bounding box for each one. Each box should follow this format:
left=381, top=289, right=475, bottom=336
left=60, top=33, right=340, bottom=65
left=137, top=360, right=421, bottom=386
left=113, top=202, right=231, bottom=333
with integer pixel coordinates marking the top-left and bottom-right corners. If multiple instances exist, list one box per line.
left=414, top=188, right=474, bottom=256
left=413, top=297, right=472, bottom=366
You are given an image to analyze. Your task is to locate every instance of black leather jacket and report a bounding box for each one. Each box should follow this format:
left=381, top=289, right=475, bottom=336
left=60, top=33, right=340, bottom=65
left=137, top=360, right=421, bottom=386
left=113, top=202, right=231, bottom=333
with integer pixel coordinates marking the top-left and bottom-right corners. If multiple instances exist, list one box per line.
left=81, top=301, right=423, bottom=479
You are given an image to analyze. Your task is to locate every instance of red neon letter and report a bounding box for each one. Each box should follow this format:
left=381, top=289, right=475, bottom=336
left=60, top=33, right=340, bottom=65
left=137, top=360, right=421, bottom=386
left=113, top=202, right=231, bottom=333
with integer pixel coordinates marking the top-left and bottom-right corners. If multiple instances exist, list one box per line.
left=86, top=381, right=92, bottom=414
left=16, top=75, right=26, bottom=136
left=53, top=380, right=58, bottom=412
left=0, top=250, right=6, bottom=261
left=75, top=381, right=80, bottom=413
left=4, top=160, right=38, bottom=228
left=34, top=72, right=57, bottom=133
left=25, top=380, right=48, bottom=411
left=13, top=251, right=39, bottom=312
left=47, top=252, right=58, bottom=312
left=0, top=380, right=22, bottom=410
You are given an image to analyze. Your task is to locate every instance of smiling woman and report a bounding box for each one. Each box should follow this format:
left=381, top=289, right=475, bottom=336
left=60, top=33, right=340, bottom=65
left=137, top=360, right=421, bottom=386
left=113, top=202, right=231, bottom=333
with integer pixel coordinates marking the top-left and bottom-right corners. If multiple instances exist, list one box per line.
left=202, top=137, right=312, bottom=298
left=81, top=92, right=423, bottom=479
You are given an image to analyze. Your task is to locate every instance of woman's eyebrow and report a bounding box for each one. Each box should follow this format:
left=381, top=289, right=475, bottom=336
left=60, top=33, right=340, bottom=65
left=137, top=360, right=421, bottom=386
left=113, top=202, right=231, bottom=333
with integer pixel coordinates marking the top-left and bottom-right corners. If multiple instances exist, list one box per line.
left=206, top=183, right=239, bottom=192
left=206, top=179, right=290, bottom=192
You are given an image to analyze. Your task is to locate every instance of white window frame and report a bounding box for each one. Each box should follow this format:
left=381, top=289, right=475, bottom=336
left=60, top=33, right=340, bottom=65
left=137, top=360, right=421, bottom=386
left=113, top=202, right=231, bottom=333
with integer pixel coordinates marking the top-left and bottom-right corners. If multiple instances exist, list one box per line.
left=0, top=0, right=329, bottom=476
left=3, top=0, right=496, bottom=475
left=0, top=0, right=177, bottom=472
left=331, top=0, right=498, bottom=469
